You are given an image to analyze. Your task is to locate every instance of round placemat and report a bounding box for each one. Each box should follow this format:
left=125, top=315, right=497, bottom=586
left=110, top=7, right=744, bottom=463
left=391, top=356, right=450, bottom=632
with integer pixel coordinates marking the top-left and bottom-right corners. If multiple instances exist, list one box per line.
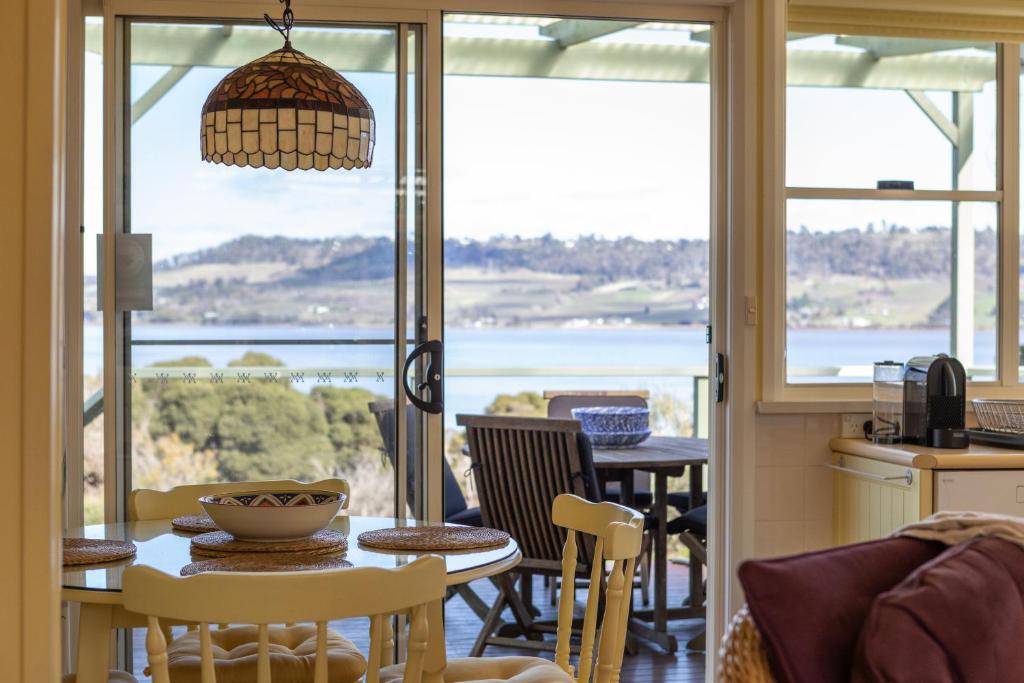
left=190, top=529, right=347, bottom=556
left=181, top=553, right=353, bottom=576
left=63, top=538, right=137, bottom=566
left=357, top=526, right=510, bottom=551
left=171, top=514, right=219, bottom=533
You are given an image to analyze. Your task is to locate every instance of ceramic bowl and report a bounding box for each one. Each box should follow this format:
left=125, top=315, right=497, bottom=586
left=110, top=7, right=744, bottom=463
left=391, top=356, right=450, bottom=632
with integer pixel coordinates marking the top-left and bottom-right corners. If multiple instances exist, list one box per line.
left=571, top=406, right=650, bottom=435
left=586, top=429, right=652, bottom=449
left=199, top=490, right=345, bottom=542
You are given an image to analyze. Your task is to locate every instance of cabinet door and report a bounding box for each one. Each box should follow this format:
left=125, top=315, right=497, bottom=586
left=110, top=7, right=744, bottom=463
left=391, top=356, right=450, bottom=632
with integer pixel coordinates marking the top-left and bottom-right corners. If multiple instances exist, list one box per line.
left=936, top=471, right=1024, bottom=515
left=832, top=453, right=931, bottom=545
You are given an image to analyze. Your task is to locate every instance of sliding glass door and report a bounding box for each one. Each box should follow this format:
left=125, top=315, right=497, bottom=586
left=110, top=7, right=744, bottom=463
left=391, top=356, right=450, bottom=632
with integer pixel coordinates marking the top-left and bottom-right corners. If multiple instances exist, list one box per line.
left=102, top=17, right=432, bottom=522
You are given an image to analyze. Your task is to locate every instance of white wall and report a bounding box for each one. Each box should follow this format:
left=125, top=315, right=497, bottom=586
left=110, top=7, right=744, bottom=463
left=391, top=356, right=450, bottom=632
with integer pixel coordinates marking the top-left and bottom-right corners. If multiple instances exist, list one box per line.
left=753, top=413, right=839, bottom=556
left=0, top=0, right=65, bottom=680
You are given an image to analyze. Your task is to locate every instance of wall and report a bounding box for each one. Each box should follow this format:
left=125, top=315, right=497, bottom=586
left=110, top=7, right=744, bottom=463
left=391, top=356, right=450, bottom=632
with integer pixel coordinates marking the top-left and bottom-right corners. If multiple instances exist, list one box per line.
left=753, top=413, right=840, bottom=557
left=0, top=0, right=65, bottom=680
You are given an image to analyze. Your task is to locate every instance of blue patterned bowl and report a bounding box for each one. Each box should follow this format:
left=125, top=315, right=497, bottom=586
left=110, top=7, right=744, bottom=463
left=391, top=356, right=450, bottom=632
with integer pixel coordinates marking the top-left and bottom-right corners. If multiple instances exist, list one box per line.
left=199, top=490, right=344, bottom=542
left=571, top=406, right=650, bottom=434
left=587, top=429, right=652, bottom=449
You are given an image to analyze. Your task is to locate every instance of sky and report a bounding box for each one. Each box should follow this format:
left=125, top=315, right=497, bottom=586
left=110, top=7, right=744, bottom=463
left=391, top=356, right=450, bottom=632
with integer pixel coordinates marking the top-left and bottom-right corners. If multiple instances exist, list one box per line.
left=82, top=20, right=1001, bottom=275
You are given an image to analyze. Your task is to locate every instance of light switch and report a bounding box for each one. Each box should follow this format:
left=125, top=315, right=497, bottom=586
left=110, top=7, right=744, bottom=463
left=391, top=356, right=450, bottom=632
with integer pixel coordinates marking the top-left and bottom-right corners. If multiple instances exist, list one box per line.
left=744, top=295, right=757, bottom=326
left=1016, top=486, right=1024, bottom=503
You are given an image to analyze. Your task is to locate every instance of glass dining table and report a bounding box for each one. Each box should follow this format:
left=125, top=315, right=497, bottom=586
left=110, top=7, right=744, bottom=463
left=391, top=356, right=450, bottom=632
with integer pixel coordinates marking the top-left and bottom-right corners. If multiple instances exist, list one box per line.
left=63, top=515, right=521, bottom=683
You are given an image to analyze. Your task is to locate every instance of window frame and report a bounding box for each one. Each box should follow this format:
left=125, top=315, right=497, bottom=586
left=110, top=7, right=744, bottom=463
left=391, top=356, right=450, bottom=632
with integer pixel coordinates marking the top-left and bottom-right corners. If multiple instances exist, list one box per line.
left=764, top=38, right=1022, bottom=404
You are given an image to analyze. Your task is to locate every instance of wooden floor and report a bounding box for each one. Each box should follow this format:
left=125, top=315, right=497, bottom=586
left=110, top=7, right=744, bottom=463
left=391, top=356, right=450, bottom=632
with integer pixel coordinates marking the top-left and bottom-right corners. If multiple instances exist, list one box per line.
left=131, top=563, right=706, bottom=681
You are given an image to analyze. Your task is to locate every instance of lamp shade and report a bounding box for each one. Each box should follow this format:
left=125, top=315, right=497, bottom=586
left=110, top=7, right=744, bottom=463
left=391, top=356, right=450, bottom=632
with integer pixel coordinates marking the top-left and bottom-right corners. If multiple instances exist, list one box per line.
left=200, top=44, right=375, bottom=171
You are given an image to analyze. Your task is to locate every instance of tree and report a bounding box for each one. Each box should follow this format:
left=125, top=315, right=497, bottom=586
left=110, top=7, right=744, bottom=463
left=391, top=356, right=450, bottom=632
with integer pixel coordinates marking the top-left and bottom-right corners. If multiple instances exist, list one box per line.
left=484, top=391, right=547, bottom=417
left=136, top=352, right=388, bottom=485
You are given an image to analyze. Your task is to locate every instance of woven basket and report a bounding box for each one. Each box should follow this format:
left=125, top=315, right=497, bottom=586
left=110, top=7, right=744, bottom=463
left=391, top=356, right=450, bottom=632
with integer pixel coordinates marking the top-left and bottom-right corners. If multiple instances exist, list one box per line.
left=718, top=605, right=775, bottom=683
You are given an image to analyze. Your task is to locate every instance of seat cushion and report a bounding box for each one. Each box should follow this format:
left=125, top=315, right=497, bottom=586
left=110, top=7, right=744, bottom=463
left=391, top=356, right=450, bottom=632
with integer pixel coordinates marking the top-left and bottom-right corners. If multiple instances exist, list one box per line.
left=852, top=537, right=1024, bottom=683
left=603, top=487, right=694, bottom=515
left=380, top=656, right=573, bottom=683
left=666, top=504, right=707, bottom=537
left=63, top=672, right=138, bottom=683
left=447, top=506, right=483, bottom=527
left=737, top=536, right=944, bottom=683
left=165, top=624, right=366, bottom=683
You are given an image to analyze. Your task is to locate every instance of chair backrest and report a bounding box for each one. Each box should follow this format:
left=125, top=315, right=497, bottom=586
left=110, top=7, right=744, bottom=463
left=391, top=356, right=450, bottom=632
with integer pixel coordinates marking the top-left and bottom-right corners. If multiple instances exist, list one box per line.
left=369, top=400, right=468, bottom=519
left=123, top=556, right=447, bottom=683
left=545, top=391, right=649, bottom=419
left=550, top=494, right=644, bottom=683
left=456, top=414, right=600, bottom=566
left=128, top=478, right=351, bottom=521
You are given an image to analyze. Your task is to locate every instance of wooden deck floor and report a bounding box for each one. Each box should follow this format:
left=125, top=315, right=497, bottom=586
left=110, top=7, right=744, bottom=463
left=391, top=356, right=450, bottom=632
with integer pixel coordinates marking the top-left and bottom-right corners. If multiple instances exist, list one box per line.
left=130, top=563, right=706, bottom=681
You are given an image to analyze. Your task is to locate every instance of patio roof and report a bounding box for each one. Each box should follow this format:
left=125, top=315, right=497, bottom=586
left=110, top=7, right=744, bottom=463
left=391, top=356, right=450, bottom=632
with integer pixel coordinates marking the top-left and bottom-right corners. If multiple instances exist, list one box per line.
left=84, top=21, right=997, bottom=93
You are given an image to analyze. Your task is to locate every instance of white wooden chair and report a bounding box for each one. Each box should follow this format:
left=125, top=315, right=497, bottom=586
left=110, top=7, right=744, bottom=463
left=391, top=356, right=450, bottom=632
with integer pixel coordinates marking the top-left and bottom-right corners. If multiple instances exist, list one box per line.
left=380, top=494, right=644, bottom=683
left=128, top=478, right=351, bottom=521
left=122, top=556, right=447, bottom=683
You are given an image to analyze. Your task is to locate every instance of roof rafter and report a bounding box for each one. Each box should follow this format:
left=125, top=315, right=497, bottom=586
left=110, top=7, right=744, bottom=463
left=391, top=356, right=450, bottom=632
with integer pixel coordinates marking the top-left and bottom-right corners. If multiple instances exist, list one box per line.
left=836, top=35, right=993, bottom=58
left=538, top=19, right=641, bottom=48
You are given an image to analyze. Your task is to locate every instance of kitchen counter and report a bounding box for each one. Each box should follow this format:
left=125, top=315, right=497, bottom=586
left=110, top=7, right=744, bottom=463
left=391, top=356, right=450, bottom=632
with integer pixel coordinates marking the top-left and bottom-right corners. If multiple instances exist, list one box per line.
left=830, top=438, right=1024, bottom=470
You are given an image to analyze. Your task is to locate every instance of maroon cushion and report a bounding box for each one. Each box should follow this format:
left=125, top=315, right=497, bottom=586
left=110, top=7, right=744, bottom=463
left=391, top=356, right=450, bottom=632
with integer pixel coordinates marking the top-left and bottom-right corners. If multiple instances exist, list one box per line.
left=852, top=537, right=1024, bottom=682
left=738, top=537, right=943, bottom=683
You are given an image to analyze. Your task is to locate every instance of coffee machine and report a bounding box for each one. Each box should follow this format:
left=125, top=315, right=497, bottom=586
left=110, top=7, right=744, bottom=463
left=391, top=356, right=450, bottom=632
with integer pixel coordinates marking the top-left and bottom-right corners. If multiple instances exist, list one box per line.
left=902, top=354, right=968, bottom=448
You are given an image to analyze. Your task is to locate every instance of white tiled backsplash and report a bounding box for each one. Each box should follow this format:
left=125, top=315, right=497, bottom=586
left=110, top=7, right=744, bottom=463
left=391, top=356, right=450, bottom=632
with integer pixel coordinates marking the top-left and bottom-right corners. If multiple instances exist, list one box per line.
left=754, top=413, right=840, bottom=557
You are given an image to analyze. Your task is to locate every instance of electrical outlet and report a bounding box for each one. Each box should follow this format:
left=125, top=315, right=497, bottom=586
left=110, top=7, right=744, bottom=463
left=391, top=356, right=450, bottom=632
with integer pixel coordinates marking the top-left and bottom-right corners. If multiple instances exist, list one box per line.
left=841, top=413, right=871, bottom=438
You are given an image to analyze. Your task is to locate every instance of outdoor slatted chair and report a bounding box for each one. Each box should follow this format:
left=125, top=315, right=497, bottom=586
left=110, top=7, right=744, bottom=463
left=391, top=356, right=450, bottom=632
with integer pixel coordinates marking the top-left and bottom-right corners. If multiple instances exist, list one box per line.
left=369, top=401, right=490, bottom=623
left=456, top=413, right=608, bottom=656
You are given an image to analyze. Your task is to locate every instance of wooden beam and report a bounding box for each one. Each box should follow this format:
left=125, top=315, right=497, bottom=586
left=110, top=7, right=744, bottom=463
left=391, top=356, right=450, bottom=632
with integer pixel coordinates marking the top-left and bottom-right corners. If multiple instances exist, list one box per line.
left=906, top=90, right=958, bottom=145
left=538, top=19, right=641, bottom=48
left=837, top=35, right=993, bottom=58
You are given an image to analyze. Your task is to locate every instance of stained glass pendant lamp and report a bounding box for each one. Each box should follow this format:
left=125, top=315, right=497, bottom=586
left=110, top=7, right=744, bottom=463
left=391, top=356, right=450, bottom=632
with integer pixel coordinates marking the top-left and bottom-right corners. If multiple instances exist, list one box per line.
left=200, top=0, right=375, bottom=171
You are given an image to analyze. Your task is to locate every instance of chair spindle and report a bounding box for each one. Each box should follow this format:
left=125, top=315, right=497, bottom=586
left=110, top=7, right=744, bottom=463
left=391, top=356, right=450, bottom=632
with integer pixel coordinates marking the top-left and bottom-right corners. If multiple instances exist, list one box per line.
left=147, top=615, right=171, bottom=683
left=366, top=614, right=383, bottom=683
left=314, top=620, right=328, bottom=683
left=577, top=537, right=605, bottom=683
left=405, top=605, right=428, bottom=682
left=199, top=623, right=216, bottom=683
left=594, top=559, right=626, bottom=683
left=555, top=529, right=578, bottom=675
left=611, top=557, right=638, bottom=683
left=257, top=623, right=271, bottom=683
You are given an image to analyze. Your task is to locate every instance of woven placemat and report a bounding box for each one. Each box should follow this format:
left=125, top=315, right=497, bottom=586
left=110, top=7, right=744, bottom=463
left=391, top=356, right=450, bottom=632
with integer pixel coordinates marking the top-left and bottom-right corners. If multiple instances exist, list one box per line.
left=357, top=526, right=510, bottom=551
left=63, top=538, right=137, bottom=566
left=182, top=553, right=353, bottom=576
left=190, top=529, right=347, bottom=557
left=171, top=514, right=219, bottom=533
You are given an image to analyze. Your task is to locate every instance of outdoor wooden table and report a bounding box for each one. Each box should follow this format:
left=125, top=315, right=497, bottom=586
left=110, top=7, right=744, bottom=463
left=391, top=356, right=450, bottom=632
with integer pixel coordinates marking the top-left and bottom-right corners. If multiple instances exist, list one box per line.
left=63, top=514, right=521, bottom=683
left=592, top=435, right=709, bottom=653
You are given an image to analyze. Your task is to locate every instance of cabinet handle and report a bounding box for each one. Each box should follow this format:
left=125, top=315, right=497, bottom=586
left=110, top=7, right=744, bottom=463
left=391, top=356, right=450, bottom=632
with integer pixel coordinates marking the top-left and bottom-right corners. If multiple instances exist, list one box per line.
left=826, top=463, right=913, bottom=486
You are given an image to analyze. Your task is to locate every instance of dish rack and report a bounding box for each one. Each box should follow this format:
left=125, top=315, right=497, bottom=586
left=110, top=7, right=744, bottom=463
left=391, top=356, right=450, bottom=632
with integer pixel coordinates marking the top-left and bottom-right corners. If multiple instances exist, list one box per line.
left=970, top=399, right=1024, bottom=448
left=973, top=399, right=1024, bottom=433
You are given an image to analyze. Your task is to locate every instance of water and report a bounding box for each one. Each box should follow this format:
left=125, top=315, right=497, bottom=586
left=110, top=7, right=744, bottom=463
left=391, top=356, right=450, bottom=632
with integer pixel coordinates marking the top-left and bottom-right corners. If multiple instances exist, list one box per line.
left=83, top=324, right=998, bottom=429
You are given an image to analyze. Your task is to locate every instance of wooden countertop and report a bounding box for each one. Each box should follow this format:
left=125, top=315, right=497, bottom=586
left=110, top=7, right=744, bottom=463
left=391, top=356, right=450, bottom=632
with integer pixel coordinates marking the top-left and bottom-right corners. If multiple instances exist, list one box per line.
left=830, top=437, right=1024, bottom=470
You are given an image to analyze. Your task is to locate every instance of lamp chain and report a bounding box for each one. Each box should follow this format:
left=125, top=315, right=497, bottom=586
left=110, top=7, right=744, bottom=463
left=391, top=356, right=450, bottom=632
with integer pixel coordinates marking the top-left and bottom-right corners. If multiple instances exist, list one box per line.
left=264, top=0, right=294, bottom=46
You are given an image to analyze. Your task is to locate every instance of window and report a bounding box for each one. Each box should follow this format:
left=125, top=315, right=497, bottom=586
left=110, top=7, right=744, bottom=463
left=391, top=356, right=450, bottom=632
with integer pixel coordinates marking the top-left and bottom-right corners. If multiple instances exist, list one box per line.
left=784, top=34, right=1001, bottom=385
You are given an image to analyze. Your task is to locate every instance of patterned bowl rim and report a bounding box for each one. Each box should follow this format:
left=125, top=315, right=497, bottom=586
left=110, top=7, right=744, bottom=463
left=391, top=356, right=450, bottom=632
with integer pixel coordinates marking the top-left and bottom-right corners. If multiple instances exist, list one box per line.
left=571, top=406, right=650, bottom=415
left=587, top=428, right=653, bottom=437
left=199, top=490, right=344, bottom=507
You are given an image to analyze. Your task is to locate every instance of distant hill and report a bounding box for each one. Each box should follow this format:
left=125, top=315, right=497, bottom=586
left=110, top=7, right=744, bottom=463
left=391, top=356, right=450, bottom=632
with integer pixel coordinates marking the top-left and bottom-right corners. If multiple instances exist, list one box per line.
left=141, top=227, right=997, bottom=328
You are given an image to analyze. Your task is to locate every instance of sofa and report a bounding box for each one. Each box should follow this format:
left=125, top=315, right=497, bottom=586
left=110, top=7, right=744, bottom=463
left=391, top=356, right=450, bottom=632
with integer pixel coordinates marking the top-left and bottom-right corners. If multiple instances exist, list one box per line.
left=720, top=535, right=1024, bottom=682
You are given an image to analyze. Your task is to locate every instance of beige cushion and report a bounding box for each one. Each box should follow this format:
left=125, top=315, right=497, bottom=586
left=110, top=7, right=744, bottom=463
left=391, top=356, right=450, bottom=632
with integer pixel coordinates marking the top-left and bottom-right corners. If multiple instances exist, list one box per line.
left=380, top=656, right=574, bottom=682
left=164, top=624, right=366, bottom=683
left=63, top=672, right=138, bottom=683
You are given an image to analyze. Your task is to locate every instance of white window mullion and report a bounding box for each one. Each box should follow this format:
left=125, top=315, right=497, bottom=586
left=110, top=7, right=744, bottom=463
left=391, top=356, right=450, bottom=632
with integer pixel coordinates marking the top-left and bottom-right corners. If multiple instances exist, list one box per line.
left=998, top=42, right=1020, bottom=387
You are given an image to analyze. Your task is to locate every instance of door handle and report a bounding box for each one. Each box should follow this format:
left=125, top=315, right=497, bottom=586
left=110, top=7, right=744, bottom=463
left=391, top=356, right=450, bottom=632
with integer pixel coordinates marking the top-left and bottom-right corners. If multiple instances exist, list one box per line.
left=714, top=352, right=726, bottom=403
left=826, top=464, right=913, bottom=486
left=403, top=339, right=443, bottom=414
